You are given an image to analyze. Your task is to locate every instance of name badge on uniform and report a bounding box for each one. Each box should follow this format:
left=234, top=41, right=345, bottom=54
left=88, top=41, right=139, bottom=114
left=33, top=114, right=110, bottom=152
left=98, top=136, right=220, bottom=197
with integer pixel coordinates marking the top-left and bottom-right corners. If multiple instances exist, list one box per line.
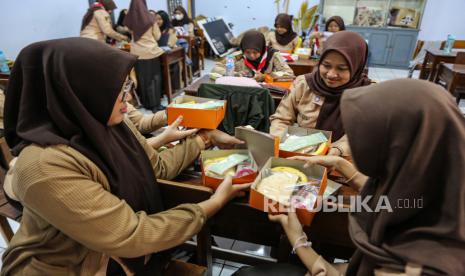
left=312, top=95, right=323, bottom=106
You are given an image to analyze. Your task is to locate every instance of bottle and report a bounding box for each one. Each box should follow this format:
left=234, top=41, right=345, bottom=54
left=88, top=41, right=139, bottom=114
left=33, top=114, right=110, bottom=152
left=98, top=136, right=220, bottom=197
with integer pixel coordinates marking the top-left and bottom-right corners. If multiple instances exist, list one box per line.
left=0, top=50, right=10, bottom=74
left=444, top=34, right=456, bottom=53
left=225, top=55, right=235, bottom=76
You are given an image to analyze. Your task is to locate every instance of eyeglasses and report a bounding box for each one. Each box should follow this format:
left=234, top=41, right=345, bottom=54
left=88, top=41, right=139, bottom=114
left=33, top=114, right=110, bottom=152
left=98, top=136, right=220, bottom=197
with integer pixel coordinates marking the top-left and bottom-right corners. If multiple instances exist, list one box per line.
left=122, top=79, right=134, bottom=102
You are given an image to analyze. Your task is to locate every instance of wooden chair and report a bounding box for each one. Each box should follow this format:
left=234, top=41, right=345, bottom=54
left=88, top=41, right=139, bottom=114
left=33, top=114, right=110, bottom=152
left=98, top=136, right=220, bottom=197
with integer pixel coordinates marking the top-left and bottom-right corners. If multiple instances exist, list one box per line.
left=408, top=40, right=445, bottom=78
left=196, top=28, right=206, bottom=70
left=434, top=52, right=465, bottom=104
left=0, top=138, right=22, bottom=244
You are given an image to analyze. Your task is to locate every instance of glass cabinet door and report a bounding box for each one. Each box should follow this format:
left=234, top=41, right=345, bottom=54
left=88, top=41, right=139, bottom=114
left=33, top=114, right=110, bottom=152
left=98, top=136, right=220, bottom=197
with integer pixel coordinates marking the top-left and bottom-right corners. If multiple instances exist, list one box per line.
left=322, top=0, right=356, bottom=25
left=353, top=0, right=389, bottom=27
left=388, top=0, right=426, bottom=28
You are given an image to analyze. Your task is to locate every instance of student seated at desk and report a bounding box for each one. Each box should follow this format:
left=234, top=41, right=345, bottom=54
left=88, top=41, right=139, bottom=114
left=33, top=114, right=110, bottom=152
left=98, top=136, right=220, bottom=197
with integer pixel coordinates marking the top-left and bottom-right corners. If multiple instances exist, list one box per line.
left=212, top=30, right=294, bottom=82
left=309, top=16, right=346, bottom=55
left=1, top=37, right=247, bottom=275
left=80, top=0, right=128, bottom=43
left=267, top=13, right=300, bottom=52
left=125, top=0, right=164, bottom=112
left=171, top=6, right=195, bottom=37
left=270, top=31, right=370, bottom=156
left=235, top=79, right=465, bottom=276
left=156, top=10, right=178, bottom=48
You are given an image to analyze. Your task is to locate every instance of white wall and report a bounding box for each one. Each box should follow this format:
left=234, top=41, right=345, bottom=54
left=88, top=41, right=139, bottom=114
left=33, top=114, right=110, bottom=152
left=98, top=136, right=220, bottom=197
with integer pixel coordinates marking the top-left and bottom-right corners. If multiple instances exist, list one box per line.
left=418, top=0, right=465, bottom=41
left=0, top=0, right=187, bottom=59
left=195, top=0, right=319, bottom=36
left=0, top=0, right=463, bottom=60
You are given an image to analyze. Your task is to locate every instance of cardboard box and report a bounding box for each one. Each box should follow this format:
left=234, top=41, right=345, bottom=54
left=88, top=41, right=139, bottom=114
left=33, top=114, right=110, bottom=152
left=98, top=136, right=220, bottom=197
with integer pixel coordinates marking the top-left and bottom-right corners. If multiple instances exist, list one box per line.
left=201, top=127, right=279, bottom=190
left=264, top=74, right=293, bottom=89
left=249, top=157, right=328, bottom=225
left=389, top=7, right=420, bottom=29
left=167, top=95, right=226, bottom=129
left=279, top=126, right=332, bottom=158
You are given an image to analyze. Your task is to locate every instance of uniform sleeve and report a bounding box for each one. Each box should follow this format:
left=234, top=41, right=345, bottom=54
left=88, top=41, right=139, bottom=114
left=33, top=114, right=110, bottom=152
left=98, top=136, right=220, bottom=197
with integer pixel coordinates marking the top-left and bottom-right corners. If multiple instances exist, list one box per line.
left=187, top=23, right=195, bottom=36
left=94, top=10, right=127, bottom=41
left=211, top=59, right=227, bottom=75
left=331, top=134, right=351, bottom=157
left=269, top=76, right=306, bottom=136
left=152, top=23, right=161, bottom=41
left=168, top=29, right=178, bottom=48
left=126, top=104, right=167, bottom=134
left=272, top=52, right=295, bottom=77
left=124, top=118, right=203, bottom=180
left=16, top=147, right=206, bottom=258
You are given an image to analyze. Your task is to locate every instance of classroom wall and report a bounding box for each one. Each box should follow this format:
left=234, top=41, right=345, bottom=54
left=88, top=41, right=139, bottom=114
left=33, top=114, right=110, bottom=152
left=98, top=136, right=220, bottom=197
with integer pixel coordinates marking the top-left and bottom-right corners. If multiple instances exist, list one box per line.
left=195, top=0, right=320, bottom=36
left=1, top=0, right=464, bottom=60
left=417, top=0, right=465, bottom=41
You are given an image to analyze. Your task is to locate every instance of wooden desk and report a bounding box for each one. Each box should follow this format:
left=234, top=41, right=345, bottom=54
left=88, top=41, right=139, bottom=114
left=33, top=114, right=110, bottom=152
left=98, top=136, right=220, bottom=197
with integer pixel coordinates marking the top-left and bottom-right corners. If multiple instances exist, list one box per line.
left=159, top=170, right=356, bottom=274
left=288, top=59, right=318, bottom=76
left=160, top=47, right=188, bottom=103
left=435, top=63, right=465, bottom=103
left=419, top=49, right=460, bottom=81
left=183, top=75, right=287, bottom=106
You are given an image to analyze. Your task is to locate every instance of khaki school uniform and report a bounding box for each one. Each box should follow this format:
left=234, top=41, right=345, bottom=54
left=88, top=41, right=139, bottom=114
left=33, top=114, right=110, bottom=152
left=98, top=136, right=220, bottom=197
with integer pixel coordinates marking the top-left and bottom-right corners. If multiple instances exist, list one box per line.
left=267, top=32, right=300, bottom=52
left=269, top=75, right=350, bottom=156
left=1, top=118, right=206, bottom=275
left=127, top=103, right=167, bottom=135
left=80, top=9, right=127, bottom=42
left=130, top=23, right=164, bottom=59
left=166, top=29, right=178, bottom=48
left=212, top=51, right=294, bottom=78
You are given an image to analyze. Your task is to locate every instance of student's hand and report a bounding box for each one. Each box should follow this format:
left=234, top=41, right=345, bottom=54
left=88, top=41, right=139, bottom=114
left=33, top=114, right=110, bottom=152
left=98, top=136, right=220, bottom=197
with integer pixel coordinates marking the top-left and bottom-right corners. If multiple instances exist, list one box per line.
left=289, top=155, right=346, bottom=174
left=159, top=116, right=199, bottom=144
left=200, top=129, right=245, bottom=149
left=269, top=210, right=305, bottom=246
left=254, top=72, right=265, bottom=82
left=211, top=176, right=251, bottom=206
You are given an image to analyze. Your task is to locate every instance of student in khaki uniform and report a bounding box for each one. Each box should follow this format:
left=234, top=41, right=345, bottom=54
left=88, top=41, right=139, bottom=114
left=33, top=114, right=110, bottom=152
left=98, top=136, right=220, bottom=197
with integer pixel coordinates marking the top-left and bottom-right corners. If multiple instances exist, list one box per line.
left=270, top=31, right=370, bottom=156
left=267, top=13, right=301, bottom=52
left=124, top=0, right=165, bottom=112
left=236, top=79, right=465, bottom=276
left=309, top=16, right=346, bottom=55
left=156, top=10, right=178, bottom=48
left=212, top=30, right=294, bottom=82
left=1, top=37, right=247, bottom=275
left=80, top=0, right=128, bottom=42
left=171, top=6, right=195, bottom=37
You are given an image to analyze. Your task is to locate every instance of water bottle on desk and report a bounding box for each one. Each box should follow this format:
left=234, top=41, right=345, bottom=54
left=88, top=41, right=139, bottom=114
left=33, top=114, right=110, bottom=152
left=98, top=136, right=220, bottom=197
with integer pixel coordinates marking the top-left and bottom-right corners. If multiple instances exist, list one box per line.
left=444, top=34, right=456, bottom=53
left=0, top=50, right=10, bottom=74
left=225, top=55, right=235, bottom=76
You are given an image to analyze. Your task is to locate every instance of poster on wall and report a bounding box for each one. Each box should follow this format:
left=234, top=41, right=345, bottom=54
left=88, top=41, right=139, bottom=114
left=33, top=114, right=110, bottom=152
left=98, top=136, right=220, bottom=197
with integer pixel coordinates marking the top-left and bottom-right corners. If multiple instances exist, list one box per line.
left=197, top=17, right=236, bottom=57
left=167, top=0, right=183, bottom=16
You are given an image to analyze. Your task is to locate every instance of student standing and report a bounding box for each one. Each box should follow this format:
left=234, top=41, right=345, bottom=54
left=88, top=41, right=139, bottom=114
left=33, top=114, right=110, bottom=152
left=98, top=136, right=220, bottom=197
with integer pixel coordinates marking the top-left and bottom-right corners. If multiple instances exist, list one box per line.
left=125, top=0, right=164, bottom=112
left=80, top=0, right=128, bottom=42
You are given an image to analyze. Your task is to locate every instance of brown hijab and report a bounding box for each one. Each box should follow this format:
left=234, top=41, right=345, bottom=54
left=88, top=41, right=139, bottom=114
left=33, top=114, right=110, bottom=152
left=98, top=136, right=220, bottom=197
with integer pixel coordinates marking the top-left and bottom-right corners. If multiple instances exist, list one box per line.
left=274, top=13, right=297, bottom=46
left=240, top=30, right=277, bottom=73
left=4, top=37, right=164, bottom=273
left=305, top=31, right=370, bottom=140
left=124, top=0, right=156, bottom=42
left=325, top=15, right=346, bottom=31
left=81, top=0, right=117, bottom=31
left=341, top=79, right=465, bottom=275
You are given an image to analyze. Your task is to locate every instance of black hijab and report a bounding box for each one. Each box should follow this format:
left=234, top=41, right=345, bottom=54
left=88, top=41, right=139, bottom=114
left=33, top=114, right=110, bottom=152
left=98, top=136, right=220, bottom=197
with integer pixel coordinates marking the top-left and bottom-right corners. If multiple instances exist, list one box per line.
left=171, top=6, right=192, bottom=27
left=240, top=30, right=277, bottom=73
left=124, top=0, right=155, bottom=42
left=342, top=79, right=465, bottom=275
left=4, top=37, right=164, bottom=272
left=157, top=10, right=173, bottom=47
left=305, top=31, right=370, bottom=140
left=274, top=13, right=298, bottom=46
